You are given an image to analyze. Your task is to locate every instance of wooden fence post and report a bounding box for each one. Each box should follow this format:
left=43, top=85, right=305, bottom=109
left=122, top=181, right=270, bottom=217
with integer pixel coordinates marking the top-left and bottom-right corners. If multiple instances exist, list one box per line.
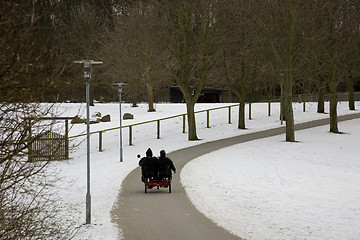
left=228, top=106, right=231, bottom=124
left=129, top=126, right=133, bottom=146
left=249, top=102, right=252, bottom=120
left=157, top=120, right=160, bottom=139
left=65, top=119, right=69, bottom=159
left=182, top=114, right=186, bottom=133
left=206, top=110, right=210, bottom=128
left=99, top=131, right=103, bottom=152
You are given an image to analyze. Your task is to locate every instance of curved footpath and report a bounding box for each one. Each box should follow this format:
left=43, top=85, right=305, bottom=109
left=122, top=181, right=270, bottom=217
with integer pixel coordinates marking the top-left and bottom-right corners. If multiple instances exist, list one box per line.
left=111, top=113, right=360, bottom=240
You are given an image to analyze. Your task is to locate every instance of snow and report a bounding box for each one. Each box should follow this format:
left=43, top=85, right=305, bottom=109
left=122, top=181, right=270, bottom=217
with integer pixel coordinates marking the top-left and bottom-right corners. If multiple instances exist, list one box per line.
left=181, top=120, right=360, bottom=240
left=48, top=101, right=360, bottom=240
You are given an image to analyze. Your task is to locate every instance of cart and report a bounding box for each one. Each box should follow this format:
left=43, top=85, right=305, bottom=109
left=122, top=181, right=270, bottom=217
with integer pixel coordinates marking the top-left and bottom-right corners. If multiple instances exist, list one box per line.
left=144, top=177, right=172, bottom=193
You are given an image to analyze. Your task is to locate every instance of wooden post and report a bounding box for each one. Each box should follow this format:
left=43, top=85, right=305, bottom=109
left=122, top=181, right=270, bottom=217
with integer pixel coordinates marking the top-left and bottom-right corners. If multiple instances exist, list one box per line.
left=182, top=114, right=186, bottom=133
left=228, top=106, right=231, bottom=124
left=206, top=110, right=210, bottom=128
left=129, top=126, right=133, bottom=146
left=268, top=101, right=271, bottom=116
left=249, top=102, right=252, bottom=120
left=157, top=120, right=160, bottom=139
left=99, top=131, right=103, bottom=152
left=65, top=119, right=69, bottom=159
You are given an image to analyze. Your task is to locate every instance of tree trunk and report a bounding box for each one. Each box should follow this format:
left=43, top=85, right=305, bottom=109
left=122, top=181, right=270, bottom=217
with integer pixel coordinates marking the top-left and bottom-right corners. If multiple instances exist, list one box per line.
left=348, top=74, right=355, bottom=110
left=131, top=80, right=139, bottom=107
left=280, top=93, right=287, bottom=122
left=329, top=83, right=339, bottom=133
left=132, top=96, right=138, bottom=107
left=302, top=95, right=306, bottom=112
left=237, top=80, right=247, bottom=129
left=280, top=80, right=286, bottom=121
left=284, top=73, right=295, bottom=142
left=238, top=98, right=245, bottom=129
left=185, top=99, right=198, bottom=140
left=317, top=81, right=325, bottom=113
left=285, top=99, right=295, bottom=142
left=146, top=83, right=155, bottom=112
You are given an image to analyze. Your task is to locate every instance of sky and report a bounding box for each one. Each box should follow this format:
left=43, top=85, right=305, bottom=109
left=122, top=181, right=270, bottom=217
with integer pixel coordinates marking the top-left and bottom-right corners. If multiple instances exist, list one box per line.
left=46, top=101, right=360, bottom=240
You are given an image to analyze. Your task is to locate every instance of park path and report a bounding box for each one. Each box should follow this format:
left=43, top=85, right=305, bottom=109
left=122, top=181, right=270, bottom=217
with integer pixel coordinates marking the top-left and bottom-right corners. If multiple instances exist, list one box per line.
left=111, top=113, right=360, bottom=240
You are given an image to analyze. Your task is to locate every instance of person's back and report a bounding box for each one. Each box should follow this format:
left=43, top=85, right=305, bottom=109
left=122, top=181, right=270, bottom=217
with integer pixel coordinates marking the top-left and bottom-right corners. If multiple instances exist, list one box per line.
left=139, top=148, right=158, bottom=179
left=158, top=150, right=176, bottom=179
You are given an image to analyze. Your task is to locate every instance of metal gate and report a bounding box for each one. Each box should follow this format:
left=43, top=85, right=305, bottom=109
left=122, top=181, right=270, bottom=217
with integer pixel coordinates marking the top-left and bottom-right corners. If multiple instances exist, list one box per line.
left=31, top=131, right=67, bottom=161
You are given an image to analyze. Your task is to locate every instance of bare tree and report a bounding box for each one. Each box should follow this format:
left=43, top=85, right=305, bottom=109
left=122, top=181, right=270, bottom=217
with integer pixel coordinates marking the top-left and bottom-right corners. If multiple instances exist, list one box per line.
left=309, top=0, right=358, bottom=133
left=0, top=0, right=60, bottom=102
left=218, top=0, right=261, bottom=129
left=343, top=2, right=360, bottom=111
left=0, top=103, right=77, bottom=239
left=254, top=0, right=312, bottom=142
left=54, top=1, right=116, bottom=104
left=100, top=1, right=167, bottom=110
left=0, top=2, right=79, bottom=238
left=158, top=0, right=220, bottom=140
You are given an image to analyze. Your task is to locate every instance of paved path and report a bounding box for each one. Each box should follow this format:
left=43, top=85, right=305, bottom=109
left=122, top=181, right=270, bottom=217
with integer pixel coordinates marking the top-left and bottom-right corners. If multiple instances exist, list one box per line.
left=111, top=113, right=360, bottom=240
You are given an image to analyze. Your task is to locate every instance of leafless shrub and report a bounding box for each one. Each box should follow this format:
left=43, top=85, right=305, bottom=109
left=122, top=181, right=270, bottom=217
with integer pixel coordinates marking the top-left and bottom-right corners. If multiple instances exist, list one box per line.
left=0, top=103, right=77, bottom=240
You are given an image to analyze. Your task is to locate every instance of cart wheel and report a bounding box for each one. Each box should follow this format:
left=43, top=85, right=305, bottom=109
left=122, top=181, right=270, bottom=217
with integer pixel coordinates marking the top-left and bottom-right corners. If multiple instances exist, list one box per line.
left=168, top=183, right=171, bottom=193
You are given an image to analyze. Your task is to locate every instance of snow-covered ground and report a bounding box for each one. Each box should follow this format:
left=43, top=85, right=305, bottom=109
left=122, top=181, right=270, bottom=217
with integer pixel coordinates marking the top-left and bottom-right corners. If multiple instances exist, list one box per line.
left=181, top=118, right=360, bottom=240
left=47, top=101, right=360, bottom=239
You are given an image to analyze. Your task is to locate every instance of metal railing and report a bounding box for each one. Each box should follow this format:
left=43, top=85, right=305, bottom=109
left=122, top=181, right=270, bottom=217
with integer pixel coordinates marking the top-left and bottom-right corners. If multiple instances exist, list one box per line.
left=68, top=103, right=240, bottom=151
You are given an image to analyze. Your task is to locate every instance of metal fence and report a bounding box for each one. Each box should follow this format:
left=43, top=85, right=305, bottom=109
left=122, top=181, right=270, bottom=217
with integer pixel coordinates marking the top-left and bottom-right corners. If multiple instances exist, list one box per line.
left=69, top=103, right=241, bottom=151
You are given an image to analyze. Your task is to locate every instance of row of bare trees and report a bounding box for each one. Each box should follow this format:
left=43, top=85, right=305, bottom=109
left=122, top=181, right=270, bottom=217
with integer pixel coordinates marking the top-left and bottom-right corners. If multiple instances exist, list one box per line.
left=96, top=0, right=359, bottom=141
left=1, top=1, right=359, bottom=237
left=2, top=0, right=358, bottom=140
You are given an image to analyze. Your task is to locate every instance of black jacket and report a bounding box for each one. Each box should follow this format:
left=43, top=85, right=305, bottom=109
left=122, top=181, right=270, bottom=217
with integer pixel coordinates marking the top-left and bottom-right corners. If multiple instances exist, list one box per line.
left=140, top=156, right=158, bottom=178
left=158, top=156, right=176, bottom=177
left=139, top=148, right=158, bottom=178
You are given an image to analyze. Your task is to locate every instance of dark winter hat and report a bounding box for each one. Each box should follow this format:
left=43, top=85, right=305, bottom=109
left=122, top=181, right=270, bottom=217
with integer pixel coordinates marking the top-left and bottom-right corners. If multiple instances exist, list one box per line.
left=146, top=148, right=153, bottom=157
left=160, top=150, right=166, bottom=157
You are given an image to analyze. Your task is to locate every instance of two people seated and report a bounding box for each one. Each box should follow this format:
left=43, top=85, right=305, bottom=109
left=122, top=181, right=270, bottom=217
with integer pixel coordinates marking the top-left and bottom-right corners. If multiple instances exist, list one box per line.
left=139, top=148, right=176, bottom=182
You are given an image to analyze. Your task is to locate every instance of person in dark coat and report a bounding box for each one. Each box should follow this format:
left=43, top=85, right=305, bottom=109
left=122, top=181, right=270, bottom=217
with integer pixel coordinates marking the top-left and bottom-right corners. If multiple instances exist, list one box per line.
left=139, top=148, right=158, bottom=182
left=157, top=150, right=176, bottom=180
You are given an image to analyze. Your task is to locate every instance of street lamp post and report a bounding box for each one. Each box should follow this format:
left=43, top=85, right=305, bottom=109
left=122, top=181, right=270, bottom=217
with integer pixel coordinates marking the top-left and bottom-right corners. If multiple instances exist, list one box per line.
left=116, top=83, right=124, bottom=162
left=74, top=60, right=103, bottom=224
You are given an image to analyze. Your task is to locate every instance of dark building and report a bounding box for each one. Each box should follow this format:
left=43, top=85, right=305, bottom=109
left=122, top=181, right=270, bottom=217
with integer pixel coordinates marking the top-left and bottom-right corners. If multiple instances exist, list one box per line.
left=169, top=86, right=227, bottom=103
